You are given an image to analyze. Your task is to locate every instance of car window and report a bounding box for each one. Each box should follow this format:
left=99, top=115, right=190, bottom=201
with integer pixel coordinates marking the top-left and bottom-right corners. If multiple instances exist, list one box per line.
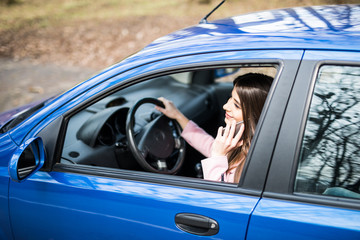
left=60, top=65, right=277, bottom=184
left=295, top=65, right=360, bottom=200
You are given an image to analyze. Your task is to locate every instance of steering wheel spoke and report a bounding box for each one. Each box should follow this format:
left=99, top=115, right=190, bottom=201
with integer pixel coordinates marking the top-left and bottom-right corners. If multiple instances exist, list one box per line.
left=174, top=136, right=182, bottom=149
left=155, top=159, right=168, bottom=171
left=139, top=148, right=149, bottom=159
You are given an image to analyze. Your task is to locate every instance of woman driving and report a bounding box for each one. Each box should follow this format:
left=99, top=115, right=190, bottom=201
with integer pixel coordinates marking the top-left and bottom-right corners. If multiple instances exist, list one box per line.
left=156, top=73, right=273, bottom=183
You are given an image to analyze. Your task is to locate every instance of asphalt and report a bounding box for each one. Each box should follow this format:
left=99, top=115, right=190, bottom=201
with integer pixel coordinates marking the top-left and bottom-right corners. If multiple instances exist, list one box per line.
left=0, top=57, right=97, bottom=113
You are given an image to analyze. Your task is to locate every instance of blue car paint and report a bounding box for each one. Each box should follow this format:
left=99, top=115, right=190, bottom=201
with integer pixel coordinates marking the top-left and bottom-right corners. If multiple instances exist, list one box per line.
left=9, top=171, right=258, bottom=239
left=0, top=4, right=359, bottom=239
left=247, top=198, right=360, bottom=240
left=0, top=134, right=15, bottom=240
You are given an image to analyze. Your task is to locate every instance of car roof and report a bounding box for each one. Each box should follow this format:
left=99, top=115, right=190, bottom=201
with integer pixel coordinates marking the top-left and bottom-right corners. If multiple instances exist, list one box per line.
left=124, top=4, right=360, bottom=64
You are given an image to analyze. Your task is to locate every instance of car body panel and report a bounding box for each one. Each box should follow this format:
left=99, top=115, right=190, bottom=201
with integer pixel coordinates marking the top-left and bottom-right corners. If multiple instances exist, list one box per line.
left=0, top=133, right=15, bottom=240
left=9, top=171, right=258, bottom=239
left=247, top=198, right=360, bottom=240
left=0, top=167, right=11, bottom=240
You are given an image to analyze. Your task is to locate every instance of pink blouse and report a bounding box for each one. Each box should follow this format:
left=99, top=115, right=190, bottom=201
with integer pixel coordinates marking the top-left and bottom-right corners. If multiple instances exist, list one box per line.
left=181, top=121, right=236, bottom=183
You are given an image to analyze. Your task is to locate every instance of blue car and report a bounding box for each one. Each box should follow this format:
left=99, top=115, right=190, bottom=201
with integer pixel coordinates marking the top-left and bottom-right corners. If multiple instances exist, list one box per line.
left=1, top=4, right=360, bottom=239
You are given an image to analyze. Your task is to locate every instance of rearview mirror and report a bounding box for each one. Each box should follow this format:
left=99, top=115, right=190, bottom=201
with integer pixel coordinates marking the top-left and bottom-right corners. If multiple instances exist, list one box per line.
left=8, top=137, right=45, bottom=183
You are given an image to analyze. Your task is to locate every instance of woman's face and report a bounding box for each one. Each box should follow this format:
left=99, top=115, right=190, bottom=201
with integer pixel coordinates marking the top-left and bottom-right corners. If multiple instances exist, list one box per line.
left=223, top=87, right=244, bottom=124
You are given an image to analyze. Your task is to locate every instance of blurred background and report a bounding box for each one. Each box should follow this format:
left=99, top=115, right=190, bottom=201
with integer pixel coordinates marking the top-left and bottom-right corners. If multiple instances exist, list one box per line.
left=0, top=0, right=358, bottom=112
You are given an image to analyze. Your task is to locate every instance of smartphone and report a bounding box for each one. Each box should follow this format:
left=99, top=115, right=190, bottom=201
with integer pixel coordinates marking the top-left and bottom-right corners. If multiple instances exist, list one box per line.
left=222, top=121, right=243, bottom=136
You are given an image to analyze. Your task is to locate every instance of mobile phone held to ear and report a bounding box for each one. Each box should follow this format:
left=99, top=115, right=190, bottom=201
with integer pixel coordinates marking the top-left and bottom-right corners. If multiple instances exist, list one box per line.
left=222, top=121, right=243, bottom=136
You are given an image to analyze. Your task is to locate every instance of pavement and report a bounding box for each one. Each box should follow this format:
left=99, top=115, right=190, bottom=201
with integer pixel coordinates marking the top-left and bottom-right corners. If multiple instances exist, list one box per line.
left=0, top=57, right=97, bottom=113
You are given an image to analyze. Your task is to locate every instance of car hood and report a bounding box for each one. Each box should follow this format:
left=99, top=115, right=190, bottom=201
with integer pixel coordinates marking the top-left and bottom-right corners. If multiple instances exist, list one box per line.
left=0, top=97, right=52, bottom=130
left=0, top=103, right=37, bottom=128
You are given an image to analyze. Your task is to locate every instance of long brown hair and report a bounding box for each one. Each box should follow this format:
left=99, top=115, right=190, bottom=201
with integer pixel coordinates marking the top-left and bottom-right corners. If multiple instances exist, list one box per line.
left=227, top=73, right=273, bottom=182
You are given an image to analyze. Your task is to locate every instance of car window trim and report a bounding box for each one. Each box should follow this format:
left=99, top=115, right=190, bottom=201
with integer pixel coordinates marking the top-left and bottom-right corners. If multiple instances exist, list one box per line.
left=263, top=192, right=360, bottom=211
left=53, top=162, right=262, bottom=197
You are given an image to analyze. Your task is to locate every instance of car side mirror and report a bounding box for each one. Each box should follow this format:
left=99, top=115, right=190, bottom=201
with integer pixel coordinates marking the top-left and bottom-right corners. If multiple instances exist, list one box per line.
left=8, top=137, right=45, bottom=183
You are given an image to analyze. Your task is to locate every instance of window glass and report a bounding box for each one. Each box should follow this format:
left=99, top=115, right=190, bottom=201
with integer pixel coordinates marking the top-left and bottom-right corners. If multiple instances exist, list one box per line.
left=215, top=66, right=277, bottom=82
left=295, top=65, right=360, bottom=199
left=60, top=65, right=276, bottom=184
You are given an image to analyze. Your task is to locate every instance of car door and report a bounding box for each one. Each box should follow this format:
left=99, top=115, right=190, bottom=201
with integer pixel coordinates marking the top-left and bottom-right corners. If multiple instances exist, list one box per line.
left=246, top=51, right=360, bottom=239
left=7, top=50, right=302, bottom=240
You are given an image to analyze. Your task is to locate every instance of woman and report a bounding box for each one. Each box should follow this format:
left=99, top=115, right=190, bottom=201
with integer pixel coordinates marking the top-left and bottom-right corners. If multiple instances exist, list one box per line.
left=156, top=73, right=273, bottom=183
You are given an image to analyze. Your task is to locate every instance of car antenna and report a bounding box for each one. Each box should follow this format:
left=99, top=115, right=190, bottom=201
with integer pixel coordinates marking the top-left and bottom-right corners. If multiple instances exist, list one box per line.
left=199, top=0, right=226, bottom=24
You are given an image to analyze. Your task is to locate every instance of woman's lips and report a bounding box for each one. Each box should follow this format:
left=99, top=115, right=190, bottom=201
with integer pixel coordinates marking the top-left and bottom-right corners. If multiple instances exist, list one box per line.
left=225, top=113, right=232, bottom=119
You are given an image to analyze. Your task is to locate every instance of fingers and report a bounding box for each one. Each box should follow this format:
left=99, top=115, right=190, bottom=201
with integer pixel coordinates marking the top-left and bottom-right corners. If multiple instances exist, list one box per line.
left=212, top=121, right=245, bottom=157
left=220, top=120, right=244, bottom=145
left=223, top=121, right=235, bottom=146
left=234, top=123, right=244, bottom=141
left=155, top=97, right=180, bottom=120
left=155, top=105, right=164, bottom=114
left=237, top=140, right=244, bottom=147
left=157, top=97, right=167, bottom=109
left=156, top=97, right=170, bottom=111
left=217, top=126, right=223, bottom=138
left=221, top=120, right=236, bottom=137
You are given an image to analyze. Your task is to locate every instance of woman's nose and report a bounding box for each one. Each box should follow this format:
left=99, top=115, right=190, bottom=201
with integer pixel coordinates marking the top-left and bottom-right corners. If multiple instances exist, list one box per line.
left=223, top=100, right=230, bottom=111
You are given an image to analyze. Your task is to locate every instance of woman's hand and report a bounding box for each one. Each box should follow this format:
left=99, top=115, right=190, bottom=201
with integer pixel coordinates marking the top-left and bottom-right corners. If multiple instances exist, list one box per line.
left=156, top=97, right=181, bottom=119
left=211, top=120, right=244, bottom=157
left=156, top=97, right=189, bottom=129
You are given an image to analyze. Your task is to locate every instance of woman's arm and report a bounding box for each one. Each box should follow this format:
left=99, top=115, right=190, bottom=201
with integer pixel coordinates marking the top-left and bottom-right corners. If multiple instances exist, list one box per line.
left=181, top=121, right=214, bottom=158
left=156, top=97, right=214, bottom=157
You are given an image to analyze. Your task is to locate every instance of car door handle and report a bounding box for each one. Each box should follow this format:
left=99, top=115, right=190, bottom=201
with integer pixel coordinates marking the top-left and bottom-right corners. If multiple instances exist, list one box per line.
left=175, top=213, right=219, bottom=236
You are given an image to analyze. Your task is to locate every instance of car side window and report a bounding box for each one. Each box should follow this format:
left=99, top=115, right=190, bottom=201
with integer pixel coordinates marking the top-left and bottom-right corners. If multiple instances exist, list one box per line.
left=295, top=65, right=360, bottom=199
left=59, top=65, right=277, bottom=184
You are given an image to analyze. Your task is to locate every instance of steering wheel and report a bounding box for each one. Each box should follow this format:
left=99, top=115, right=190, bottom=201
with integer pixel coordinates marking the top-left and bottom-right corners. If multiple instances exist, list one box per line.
left=126, top=98, right=186, bottom=174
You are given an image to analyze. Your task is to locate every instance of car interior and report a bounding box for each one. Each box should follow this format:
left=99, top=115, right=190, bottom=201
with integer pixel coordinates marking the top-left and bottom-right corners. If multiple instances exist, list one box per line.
left=60, top=65, right=277, bottom=179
